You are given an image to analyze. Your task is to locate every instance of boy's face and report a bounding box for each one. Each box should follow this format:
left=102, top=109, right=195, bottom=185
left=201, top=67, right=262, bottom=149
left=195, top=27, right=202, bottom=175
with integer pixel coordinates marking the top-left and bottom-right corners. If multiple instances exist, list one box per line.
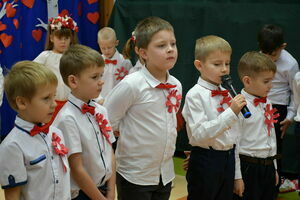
left=244, top=71, right=275, bottom=98
left=18, top=84, right=57, bottom=124
left=98, top=39, right=118, bottom=59
left=50, top=34, right=71, bottom=54
left=195, top=50, right=231, bottom=85
left=71, top=65, right=104, bottom=103
left=139, top=30, right=177, bottom=73
left=264, top=43, right=286, bottom=62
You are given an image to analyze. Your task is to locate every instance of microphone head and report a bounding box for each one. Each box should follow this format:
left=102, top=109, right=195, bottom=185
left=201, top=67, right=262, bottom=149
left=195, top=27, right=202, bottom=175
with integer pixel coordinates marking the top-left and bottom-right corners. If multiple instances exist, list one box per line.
left=221, top=74, right=232, bottom=88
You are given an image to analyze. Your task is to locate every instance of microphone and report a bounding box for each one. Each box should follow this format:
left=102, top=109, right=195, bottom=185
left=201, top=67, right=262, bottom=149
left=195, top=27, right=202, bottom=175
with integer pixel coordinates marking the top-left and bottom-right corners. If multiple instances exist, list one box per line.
left=221, top=75, right=251, bottom=118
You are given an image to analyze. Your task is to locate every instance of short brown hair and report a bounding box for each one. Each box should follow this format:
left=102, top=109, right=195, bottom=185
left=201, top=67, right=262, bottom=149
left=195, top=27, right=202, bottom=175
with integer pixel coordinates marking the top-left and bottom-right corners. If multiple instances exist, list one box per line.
left=195, top=35, right=232, bottom=61
left=238, top=51, right=276, bottom=79
left=60, top=44, right=104, bottom=86
left=4, top=61, right=57, bottom=110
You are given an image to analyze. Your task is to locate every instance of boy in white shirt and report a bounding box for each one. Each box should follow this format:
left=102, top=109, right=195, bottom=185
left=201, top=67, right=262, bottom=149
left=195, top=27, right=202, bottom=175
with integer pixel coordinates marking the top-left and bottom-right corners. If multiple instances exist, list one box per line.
left=182, top=35, right=246, bottom=200
left=233, top=51, right=279, bottom=200
left=53, top=44, right=115, bottom=200
left=258, top=24, right=299, bottom=184
left=97, top=27, right=132, bottom=100
left=104, top=17, right=182, bottom=200
left=0, top=61, right=70, bottom=200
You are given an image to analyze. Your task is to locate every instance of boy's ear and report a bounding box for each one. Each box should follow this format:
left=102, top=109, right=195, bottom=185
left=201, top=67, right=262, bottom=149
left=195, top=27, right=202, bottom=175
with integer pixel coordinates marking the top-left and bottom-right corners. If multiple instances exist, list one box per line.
left=194, top=60, right=203, bottom=71
left=67, top=75, right=78, bottom=89
left=115, top=40, right=119, bottom=46
left=281, top=43, right=287, bottom=49
left=16, top=96, right=28, bottom=111
left=242, top=75, right=251, bottom=86
left=138, top=48, right=147, bottom=61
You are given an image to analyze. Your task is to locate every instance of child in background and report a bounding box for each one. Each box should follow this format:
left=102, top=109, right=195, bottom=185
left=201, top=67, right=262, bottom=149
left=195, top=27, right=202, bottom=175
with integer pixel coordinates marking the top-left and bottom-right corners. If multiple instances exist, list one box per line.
left=292, top=71, right=300, bottom=196
left=104, top=16, right=182, bottom=200
left=34, top=15, right=78, bottom=114
left=0, top=61, right=70, bottom=200
left=257, top=24, right=299, bottom=185
left=233, top=52, right=278, bottom=200
left=182, top=35, right=246, bottom=200
left=122, top=31, right=145, bottom=74
left=53, top=44, right=115, bottom=200
left=97, top=27, right=132, bottom=99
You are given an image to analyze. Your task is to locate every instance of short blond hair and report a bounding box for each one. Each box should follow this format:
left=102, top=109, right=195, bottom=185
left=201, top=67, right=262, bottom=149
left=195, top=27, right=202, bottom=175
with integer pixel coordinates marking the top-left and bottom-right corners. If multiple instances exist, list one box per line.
left=195, top=35, right=232, bottom=61
left=4, top=61, right=57, bottom=111
left=97, top=27, right=117, bottom=43
left=60, top=44, right=104, bottom=86
left=238, top=51, right=276, bottom=79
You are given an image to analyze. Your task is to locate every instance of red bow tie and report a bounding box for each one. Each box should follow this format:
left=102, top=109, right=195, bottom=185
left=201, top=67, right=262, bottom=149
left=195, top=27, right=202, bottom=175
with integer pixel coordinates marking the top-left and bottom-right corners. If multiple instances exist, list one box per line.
left=81, top=104, right=95, bottom=115
left=254, top=97, right=267, bottom=106
left=155, top=83, right=176, bottom=89
left=30, top=124, right=50, bottom=136
left=105, top=59, right=117, bottom=65
left=211, top=90, right=229, bottom=97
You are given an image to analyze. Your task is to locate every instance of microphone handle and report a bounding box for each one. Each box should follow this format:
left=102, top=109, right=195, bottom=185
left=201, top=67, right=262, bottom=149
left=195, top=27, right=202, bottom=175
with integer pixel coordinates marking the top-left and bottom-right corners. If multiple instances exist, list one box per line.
left=227, top=85, right=251, bottom=118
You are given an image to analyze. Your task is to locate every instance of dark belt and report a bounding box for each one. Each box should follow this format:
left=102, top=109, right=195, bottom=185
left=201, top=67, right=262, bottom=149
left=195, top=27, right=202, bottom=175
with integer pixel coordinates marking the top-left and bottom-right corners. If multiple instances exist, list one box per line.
left=239, top=154, right=277, bottom=166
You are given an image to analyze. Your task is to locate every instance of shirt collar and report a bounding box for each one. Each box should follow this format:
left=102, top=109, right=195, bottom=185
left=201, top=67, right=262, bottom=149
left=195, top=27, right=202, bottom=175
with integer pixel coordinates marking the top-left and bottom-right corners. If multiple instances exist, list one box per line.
left=102, top=49, right=119, bottom=60
left=197, top=76, right=220, bottom=91
left=15, top=116, right=36, bottom=134
left=68, top=93, right=95, bottom=111
left=241, top=89, right=264, bottom=105
left=141, top=66, right=173, bottom=88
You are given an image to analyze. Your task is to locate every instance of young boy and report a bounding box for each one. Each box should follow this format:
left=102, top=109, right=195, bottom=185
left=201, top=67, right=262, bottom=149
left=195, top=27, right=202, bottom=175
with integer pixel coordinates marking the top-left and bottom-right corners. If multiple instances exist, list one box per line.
left=182, top=35, right=246, bottom=200
left=97, top=27, right=132, bottom=99
left=258, top=24, right=299, bottom=183
left=0, top=61, right=70, bottom=200
left=233, top=51, right=278, bottom=200
left=104, top=17, right=182, bottom=200
left=52, top=44, right=116, bottom=200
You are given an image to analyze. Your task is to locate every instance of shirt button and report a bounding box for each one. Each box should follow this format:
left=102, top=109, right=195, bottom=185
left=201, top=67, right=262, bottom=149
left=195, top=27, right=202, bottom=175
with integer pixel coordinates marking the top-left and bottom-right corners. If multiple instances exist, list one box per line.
left=51, top=156, right=54, bottom=160
left=56, top=180, right=59, bottom=184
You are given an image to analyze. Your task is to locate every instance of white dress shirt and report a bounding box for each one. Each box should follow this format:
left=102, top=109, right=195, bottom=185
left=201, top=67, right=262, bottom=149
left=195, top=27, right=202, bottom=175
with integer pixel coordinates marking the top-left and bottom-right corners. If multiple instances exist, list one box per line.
left=100, top=50, right=133, bottom=98
left=233, top=89, right=277, bottom=179
left=0, top=66, right=3, bottom=106
left=53, top=94, right=115, bottom=198
left=0, top=116, right=71, bottom=200
left=293, top=72, right=300, bottom=122
left=34, top=50, right=71, bottom=101
left=104, top=66, right=182, bottom=186
left=129, top=60, right=144, bottom=74
left=182, top=77, right=238, bottom=150
left=268, top=49, right=299, bottom=120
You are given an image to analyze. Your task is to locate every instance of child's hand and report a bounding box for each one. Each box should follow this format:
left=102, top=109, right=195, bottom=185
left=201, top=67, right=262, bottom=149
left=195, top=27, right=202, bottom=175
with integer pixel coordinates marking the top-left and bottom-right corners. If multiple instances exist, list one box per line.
left=183, top=151, right=191, bottom=171
left=230, top=94, right=247, bottom=116
left=275, top=170, right=279, bottom=185
left=279, top=118, right=292, bottom=138
left=233, top=179, right=244, bottom=197
left=106, top=190, right=115, bottom=200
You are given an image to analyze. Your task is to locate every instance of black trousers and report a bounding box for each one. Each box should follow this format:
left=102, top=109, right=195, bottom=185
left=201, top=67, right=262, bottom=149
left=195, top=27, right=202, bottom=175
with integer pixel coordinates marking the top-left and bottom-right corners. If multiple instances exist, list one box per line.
left=72, top=184, right=108, bottom=200
left=294, top=122, right=300, bottom=185
left=186, top=146, right=235, bottom=200
left=272, top=104, right=287, bottom=182
left=233, top=158, right=276, bottom=200
left=116, top=173, right=172, bottom=200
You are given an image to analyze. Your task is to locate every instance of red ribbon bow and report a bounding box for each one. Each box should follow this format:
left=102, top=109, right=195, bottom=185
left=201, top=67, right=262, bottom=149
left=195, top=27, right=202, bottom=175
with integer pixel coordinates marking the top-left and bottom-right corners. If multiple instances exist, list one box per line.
left=95, top=113, right=113, bottom=145
left=30, top=124, right=50, bottom=136
left=264, top=104, right=280, bottom=136
left=52, top=133, right=69, bottom=156
left=81, top=104, right=95, bottom=115
left=254, top=97, right=267, bottom=107
left=156, top=83, right=177, bottom=90
left=105, top=59, right=117, bottom=65
left=211, top=90, right=229, bottom=97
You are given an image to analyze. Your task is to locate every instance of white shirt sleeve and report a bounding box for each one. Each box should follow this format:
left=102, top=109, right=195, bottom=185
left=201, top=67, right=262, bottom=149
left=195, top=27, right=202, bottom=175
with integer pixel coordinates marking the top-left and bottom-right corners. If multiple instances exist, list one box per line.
left=182, top=93, right=238, bottom=145
left=104, top=81, right=135, bottom=132
left=0, top=142, right=28, bottom=188
left=33, top=51, right=48, bottom=64
left=286, top=61, right=299, bottom=120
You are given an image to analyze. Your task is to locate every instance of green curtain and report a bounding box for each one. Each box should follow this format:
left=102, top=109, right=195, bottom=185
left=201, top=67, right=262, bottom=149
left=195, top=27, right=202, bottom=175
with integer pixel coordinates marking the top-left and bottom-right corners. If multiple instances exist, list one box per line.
left=110, top=0, right=300, bottom=174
